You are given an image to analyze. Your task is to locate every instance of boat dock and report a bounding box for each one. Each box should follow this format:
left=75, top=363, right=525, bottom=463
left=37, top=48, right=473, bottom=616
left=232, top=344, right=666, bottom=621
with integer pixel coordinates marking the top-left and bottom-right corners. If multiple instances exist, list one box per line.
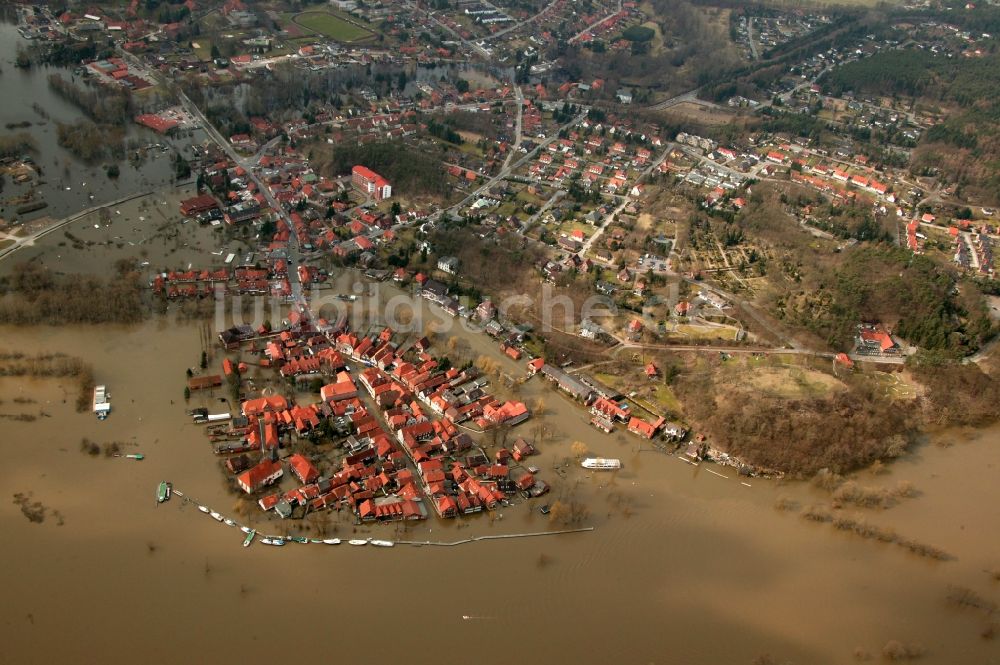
left=164, top=485, right=594, bottom=549
left=396, top=527, right=595, bottom=547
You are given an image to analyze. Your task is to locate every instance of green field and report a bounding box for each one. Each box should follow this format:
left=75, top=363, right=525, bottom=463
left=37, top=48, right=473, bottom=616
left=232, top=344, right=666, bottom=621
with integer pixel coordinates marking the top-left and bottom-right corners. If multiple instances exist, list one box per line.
left=294, top=12, right=373, bottom=42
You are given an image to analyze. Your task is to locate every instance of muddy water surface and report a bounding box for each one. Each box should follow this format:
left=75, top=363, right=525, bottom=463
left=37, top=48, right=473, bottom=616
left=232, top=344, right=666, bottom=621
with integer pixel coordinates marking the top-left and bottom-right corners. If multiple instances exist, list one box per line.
left=1, top=314, right=998, bottom=665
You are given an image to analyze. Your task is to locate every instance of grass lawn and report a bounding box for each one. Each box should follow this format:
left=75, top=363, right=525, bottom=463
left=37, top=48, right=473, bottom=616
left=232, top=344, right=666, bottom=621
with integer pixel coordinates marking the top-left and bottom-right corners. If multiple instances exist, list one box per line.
left=515, top=189, right=545, bottom=206
left=555, top=219, right=596, bottom=239
left=294, top=11, right=373, bottom=42
left=457, top=142, right=485, bottom=158
left=674, top=323, right=740, bottom=341
left=191, top=40, right=211, bottom=60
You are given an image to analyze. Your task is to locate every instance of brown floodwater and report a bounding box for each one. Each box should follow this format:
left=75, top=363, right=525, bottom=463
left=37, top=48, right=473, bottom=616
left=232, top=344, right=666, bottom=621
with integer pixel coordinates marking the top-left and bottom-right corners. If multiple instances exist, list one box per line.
left=1, top=300, right=999, bottom=664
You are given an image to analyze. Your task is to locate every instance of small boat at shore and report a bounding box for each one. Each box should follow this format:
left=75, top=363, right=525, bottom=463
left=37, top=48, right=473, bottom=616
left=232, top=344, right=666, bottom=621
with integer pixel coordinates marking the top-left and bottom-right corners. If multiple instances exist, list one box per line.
left=224, top=518, right=237, bottom=527
left=260, top=537, right=274, bottom=545
left=323, top=538, right=341, bottom=545
left=581, top=457, right=622, bottom=470
left=243, top=529, right=256, bottom=548
left=289, top=536, right=308, bottom=544
left=348, top=539, right=368, bottom=546
left=240, top=525, right=252, bottom=534
left=156, top=481, right=171, bottom=503
left=198, top=505, right=210, bottom=514
left=271, top=539, right=285, bottom=546
left=210, top=512, right=224, bottom=522
left=371, top=539, right=394, bottom=548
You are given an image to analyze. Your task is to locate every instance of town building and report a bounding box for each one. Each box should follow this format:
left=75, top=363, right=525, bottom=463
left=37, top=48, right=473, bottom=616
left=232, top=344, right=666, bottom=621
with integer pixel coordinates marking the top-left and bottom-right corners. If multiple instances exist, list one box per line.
left=351, top=165, right=392, bottom=201
left=237, top=458, right=283, bottom=493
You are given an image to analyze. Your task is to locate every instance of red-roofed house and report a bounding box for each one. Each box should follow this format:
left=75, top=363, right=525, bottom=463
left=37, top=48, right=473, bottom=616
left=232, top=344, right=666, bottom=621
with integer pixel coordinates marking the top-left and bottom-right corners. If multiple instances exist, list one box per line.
left=237, top=459, right=283, bottom=493
left=287, top=453, right=320, bottom=484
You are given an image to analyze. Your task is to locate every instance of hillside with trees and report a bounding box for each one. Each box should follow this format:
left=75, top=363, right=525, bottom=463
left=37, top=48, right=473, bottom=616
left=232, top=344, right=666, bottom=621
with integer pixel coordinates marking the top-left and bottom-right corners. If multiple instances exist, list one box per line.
left=307, top=141, right=454, bottom=201
left=820, top=48, right=1000, bottom=202
left=770, top=246, right=994, bottom=356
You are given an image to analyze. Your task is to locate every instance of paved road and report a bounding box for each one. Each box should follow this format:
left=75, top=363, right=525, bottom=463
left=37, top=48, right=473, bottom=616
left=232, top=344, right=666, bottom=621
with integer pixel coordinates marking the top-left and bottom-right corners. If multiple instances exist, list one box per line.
left=502, top=85, right=525, bottom=171
left=122, top=46, right=305, bottom=303
left=0, top=191, right=153, bottom=263
left=615, top=341, right=832, bottom=357
left=437, top=109, right=589, bottom=220
left=577, top=144, right=676, bottom=256
left=402, top=0, right=491, bottom=59
left=173, top=88, right=304, bottom=302
left=647, top=88, right=716, bottom=112
left=526, top=189, right=566, bottom=225
left=747, top=17, right=760, bottom=61
left=568, top=0, right=622, bottom=44
left=480, top=0, right=561, bottom=43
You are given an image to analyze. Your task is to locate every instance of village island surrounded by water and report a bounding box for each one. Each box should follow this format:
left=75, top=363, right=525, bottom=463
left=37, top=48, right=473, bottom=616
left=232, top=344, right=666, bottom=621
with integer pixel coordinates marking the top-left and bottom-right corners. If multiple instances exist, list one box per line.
left=4, top=1, right=1000, bottom=663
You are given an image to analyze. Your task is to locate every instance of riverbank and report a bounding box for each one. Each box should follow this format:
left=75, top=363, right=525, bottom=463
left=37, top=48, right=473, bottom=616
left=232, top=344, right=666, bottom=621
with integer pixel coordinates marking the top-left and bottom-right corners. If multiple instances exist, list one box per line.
left=1, top=318, right=999, bottom=663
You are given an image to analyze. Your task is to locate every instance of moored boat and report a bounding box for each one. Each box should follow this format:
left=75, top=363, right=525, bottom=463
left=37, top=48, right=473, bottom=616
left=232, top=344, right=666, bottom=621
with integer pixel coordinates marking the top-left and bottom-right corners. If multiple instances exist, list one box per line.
left=348, top=539, right=368, bottom=546
left=210, top=512, right=224, bottom=522
left=260, top=537, right=274, bottom=545
left=243, top=529, right=256, bottom=548
left=240, top=525, right=252, bottom=534
left=156, top=481, right=171, bottom=503
left=323, top=538, right=341, bottom=545
left=271, top=539, right=285, bottom=546
left=224, top=518, right=237, bottom=527
left=198, top=505, right=210, bottom=514
left=93, top=385, right=110, bottom=420
left=371, top=539, right=394, bottom=547
left=581, top=457, right=622, bottom=470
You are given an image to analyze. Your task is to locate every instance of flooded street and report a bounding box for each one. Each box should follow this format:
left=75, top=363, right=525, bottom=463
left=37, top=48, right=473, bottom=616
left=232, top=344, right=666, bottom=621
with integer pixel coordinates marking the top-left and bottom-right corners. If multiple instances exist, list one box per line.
left=0, top=22, right=206, bottom=224
left=1, top=303, right=999, bottom=664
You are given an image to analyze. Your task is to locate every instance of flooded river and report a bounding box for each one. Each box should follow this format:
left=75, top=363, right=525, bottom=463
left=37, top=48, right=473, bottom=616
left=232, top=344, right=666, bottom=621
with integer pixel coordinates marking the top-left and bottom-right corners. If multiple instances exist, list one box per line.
left=0, top=22, right=207, bottom=223
left=1, top=288, right=999, bottom=663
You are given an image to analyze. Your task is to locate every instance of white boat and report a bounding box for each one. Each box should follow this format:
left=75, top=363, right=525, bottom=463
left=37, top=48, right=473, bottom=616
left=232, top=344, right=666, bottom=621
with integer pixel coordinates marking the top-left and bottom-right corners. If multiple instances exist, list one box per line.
left=371, top=539, right=394, bottom=548
left=240, top=526, right=252, bottom=534
left=348, top=539, right=368, bottom=546
left=93, top=385, right=111, bottom=420
left=581, top=457, right=622, bottom=470
left=197, top=505, right=210, bottom=514
left=224, top=518, right=237, bottom=527
left=271, top=539, right=285, bottom=546
left=323, top=538, right=341, bottom=545
left=260, top=538, right=274, bottom=545
left=210, top=511, right=224, bottom=522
